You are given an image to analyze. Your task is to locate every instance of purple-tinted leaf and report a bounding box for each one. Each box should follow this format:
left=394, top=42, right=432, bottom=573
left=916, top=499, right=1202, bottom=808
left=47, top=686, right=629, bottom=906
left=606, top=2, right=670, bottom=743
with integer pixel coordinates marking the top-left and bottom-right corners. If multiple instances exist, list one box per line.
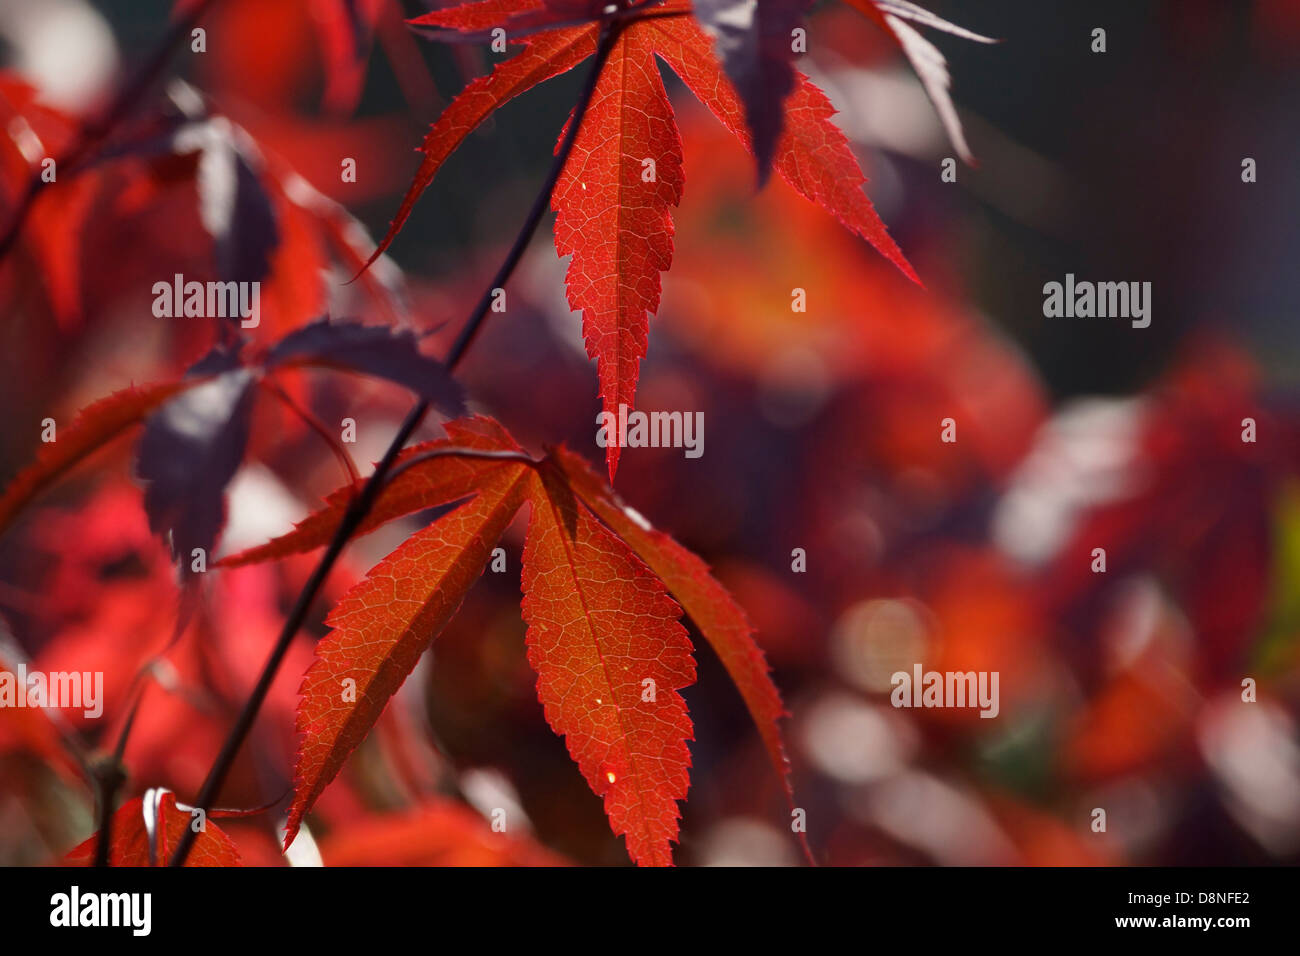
left=136, top=347, right=256, bottom=576
left=175, top=118, right=281, bottom=286
left=91, top=93, right=279, bottom=281
left=873, top=0, right=996, bottom=42
left=85, top=104, right=278, bottom=285
left=693, top=0, right=811, bottom=184
left=265, top=319, right=465, bottom=416
left=867, top=0, right=997, bottom=165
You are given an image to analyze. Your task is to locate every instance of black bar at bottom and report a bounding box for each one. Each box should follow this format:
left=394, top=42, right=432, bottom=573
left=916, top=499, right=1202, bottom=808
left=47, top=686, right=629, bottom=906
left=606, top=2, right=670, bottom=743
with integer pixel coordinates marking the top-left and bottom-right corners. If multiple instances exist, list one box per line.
left=0, top=865, right=1281, bottom=943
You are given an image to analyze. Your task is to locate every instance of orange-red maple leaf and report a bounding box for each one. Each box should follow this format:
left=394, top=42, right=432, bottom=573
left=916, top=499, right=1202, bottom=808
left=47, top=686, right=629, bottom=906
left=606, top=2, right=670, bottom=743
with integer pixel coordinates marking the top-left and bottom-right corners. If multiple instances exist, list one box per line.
left=66, top=790, right=242, bottom=866
left=368, top=0, right=917, bottom=479
left=283, top=454, right=532, bottom=846
left=551, top=21, right=686, bottom=481
left=647, top=12, right=915, bottom=282
left=236, top=416, right=799, bottom=866
left=521, top=463, right=694, bottom=865
left=548, top=445, right=812, bottom=861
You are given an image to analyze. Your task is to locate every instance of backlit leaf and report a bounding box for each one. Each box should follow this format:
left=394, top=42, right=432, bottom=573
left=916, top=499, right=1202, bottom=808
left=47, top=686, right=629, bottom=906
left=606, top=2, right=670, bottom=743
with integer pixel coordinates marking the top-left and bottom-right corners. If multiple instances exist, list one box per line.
left=520, top=463, right=695, bottom=865
left=282, top=459, right=532, bottom=847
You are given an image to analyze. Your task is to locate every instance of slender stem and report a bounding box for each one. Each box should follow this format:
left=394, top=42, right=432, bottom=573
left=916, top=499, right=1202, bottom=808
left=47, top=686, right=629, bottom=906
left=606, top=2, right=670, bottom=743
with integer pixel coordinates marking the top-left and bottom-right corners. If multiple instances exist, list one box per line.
left=385, top=447, right=536, bottom=486
left=92, top=784, right=115, bottom=868
left=168, top=19, right=622, bottom=866
left=89, top=581, right=200, bottom=864
left=0, top=0, right=222, bottom=262
left=263, top=377, right=361, bottom=488
left=166, top=398, right=427, bottom=867
left=93, top=616, right=184, bottom=867
left=90, top=758, right=129, bottom=867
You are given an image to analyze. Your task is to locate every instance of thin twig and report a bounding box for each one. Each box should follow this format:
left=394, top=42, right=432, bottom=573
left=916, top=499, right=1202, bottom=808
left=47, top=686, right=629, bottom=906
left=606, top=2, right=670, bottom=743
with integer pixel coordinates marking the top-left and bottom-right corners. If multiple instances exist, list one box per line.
left=175, top=787, right=292, bottom=819
left=90, top=687, right=142, bottom=867
left=90, top=757, right=128, bottom=868
left=90, top=583, right=203, bottom=865
left=262, top=377, right=362, bottom=488
left=168, top=18, right=624, bottom=866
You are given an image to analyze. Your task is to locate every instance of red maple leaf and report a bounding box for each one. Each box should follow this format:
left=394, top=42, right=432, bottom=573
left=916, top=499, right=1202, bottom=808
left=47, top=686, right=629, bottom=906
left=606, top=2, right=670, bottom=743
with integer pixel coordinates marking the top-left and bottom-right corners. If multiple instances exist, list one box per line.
left=226, top=415, right=805, bottom=866
left=520, top=460, right=694, bottom=865
left=367, top=0, right=917, bottom=479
